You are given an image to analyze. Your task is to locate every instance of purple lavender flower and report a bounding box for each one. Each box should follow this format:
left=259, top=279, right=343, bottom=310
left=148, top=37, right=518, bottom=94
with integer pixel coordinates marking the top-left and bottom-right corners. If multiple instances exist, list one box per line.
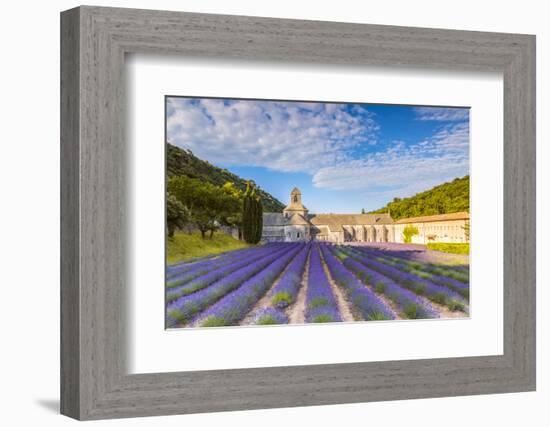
left=249, top=308, right=289, bottom=325
left=306, top=305, right=343, bottom=323
left=341, top=256, right=439, bottom=319
left=374, top=255, right=470, bottom=298
left=166, top=244, right=299, bottom=327
left=320, top=244, right=395, bottom=321
left=305, top=245, right=342, bottom=323
left=166, top=244, right=290, bottom=303
left=166, top=253, right=218, bottom=278
left=167, top=243, right=284, bottom=285
left=354, top=245, right=469, bottom=283
left=197, top=245, right=303, bottom=327
left=344, top=247, right=468, bottom=313
left=269, top=244, right=310, bottom=308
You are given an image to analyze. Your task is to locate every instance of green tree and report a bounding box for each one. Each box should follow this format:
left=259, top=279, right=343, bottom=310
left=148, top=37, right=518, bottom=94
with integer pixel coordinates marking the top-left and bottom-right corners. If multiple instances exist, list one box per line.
left=166, top=193, right=190, bottom=237
left=167, top=143, right=285, bottom=212
left=242, top=182, right=263, bottom=244
left=402, top=225, right=419, bottom=243
left=219, top=182, right=244, bottom=236
left=369, top=176, right=470, bottom=220
left=254, top=193, right=263, bottom=243
left=168, top=175, right=242, bottom=240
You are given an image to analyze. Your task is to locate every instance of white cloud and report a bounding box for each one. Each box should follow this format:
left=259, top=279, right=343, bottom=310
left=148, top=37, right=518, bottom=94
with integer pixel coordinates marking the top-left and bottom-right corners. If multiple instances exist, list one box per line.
left=414, top=106, right=470, bottom=121
left=167, top=98, right=470, bottom=201
left=166, top=98, right=379, bottom=173
left=311, top=122, right=469, bottom=198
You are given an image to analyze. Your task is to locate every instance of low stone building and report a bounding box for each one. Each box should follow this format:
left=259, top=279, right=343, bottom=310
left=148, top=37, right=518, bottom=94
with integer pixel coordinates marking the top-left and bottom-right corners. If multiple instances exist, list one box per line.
left=393, top=212, right=470, bottom=244
left=262, top=188, right=394, bottom=243
left=261, top=187, right=470, bottom=244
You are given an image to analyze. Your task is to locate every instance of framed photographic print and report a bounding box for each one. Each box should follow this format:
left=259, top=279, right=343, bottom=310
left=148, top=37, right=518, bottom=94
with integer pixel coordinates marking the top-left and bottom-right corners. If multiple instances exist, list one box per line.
left=61, top=5, right=536, bottom=420
left=164, top=97, right=472, bottom=329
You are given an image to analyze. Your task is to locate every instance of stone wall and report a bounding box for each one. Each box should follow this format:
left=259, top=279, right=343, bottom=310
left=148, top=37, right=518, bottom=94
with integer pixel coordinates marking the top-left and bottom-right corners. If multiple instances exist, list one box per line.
left=393, top=219, right=469, bottom=244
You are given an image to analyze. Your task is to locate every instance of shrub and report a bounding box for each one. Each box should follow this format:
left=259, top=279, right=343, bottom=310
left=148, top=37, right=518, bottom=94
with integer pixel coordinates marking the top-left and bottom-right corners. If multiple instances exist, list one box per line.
left=271, top=292, right=293, bottom=308
left=427, top=243, right=470, bottom=255
left=403, top=225, right=419, bottom=243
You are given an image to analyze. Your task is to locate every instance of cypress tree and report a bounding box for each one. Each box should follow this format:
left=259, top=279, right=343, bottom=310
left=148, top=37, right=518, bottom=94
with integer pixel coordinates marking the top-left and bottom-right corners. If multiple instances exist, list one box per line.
left=242, top=182, right=263, bottom=244
left=254, top=196, right=263, bottom=242
left=250, top=187, right=257, bottom=241
left=242, top=182, right=253, bottom=243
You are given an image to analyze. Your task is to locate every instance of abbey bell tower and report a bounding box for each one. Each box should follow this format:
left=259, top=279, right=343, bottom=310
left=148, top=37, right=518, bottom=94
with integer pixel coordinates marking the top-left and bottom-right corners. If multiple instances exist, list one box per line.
left=283, top=187, right=309, bottom=218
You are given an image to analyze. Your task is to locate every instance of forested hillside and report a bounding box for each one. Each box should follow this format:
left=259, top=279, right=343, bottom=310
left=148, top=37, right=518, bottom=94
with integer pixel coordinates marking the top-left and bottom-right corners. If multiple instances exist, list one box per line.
left=167, top=143, right=285, bottom=212
left=369, top=176, right=470, bottom=220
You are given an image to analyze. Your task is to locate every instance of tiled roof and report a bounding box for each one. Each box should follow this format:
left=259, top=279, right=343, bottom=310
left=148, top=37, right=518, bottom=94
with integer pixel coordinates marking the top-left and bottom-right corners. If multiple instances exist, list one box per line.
left=263, top=213, right=286, bottom=226
left=312, top=227, right=329, bottom=236
left=309, top=213, right=393, bottom=226
left=287, top=213, right=310, bottom=226
left=396, top=212, right=470, bottom=224
left=264, top=212, right=396, bottom=228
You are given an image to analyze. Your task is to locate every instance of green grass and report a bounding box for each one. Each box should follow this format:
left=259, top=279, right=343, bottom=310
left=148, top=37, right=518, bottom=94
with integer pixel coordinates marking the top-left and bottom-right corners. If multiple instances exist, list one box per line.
left=271, top=292, right=292, bottom=308
left=431, top=266, right=469, bottom=283
left=167, top=231, right=253, bottom=265
left=403, top=303, right=422, bottom=319
left=257, top=315, right=280, bottom=325
left=200, top=316, right=227, bottom=327
left=308, top=297, right=329, bottom=309
left=367, top=311, right=392, bottom=321
left=311, top=314, right=335, bottom=323
left=427, top=243, right=470, bottom=255
left=374, top=282, right=387, bottom=293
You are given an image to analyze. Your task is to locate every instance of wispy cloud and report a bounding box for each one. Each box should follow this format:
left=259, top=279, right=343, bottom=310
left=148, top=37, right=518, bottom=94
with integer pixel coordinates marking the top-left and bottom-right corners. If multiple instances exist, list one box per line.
left=311, top=122, right=469, bottom=197
left=167, top=98, right=379, bottom=174
left=167, top=98, right=469, bottom=203
left=414, top=106, right=470, bottom=122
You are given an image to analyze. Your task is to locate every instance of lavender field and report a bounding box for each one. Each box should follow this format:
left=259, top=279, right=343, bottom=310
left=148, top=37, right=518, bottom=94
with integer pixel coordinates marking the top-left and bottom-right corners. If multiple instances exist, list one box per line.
left=166, top=242, right=470, bottom=328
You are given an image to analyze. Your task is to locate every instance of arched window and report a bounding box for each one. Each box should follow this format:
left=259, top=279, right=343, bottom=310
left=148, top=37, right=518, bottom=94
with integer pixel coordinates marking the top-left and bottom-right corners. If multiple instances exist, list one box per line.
left=293, top=195, right=298, bottom=203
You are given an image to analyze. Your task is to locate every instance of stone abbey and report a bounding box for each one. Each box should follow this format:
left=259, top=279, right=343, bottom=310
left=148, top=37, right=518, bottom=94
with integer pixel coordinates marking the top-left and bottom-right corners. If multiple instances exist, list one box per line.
left=262, top=188, right=469, bottom=245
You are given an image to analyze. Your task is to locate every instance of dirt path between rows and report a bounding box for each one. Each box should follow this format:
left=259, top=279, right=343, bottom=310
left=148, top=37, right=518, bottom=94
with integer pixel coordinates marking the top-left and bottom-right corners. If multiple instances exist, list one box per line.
left=287, top=250, right=311, bottom=324
left=319, top=251, right=355, bottom=323
left=330, top=251, right=402, bottom=321
left=239, top=254, right=297, bottom=326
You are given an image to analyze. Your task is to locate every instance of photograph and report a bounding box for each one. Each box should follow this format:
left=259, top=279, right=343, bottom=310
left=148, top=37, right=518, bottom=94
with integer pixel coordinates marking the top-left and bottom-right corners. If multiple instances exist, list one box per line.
left=164, top=97, right=471, bottom=328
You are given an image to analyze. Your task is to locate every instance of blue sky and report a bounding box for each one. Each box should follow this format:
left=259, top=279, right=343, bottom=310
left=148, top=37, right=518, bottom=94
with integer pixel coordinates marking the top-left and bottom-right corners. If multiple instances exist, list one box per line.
left=166, top=97, right=469, bottom=213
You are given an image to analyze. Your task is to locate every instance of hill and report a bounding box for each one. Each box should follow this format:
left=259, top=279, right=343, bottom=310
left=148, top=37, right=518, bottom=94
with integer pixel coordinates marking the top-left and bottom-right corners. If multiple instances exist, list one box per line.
left=369, top=176, right=470, bottom=220
left=167, top=143, right=285, bottom=212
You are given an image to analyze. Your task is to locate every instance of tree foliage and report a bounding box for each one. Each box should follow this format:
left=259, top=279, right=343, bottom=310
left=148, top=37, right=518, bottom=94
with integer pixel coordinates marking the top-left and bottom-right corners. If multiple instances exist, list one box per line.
left=403, top=225, right=419, bottom=243
left=167, top=143, right=284, bottom=212
left=242, top=182, right=263, bottom=244
left=167, top=175, right=243, bottom=239
left=166, top=193, right=190, bottom=238
left=369, top=176, right=470, bottom=220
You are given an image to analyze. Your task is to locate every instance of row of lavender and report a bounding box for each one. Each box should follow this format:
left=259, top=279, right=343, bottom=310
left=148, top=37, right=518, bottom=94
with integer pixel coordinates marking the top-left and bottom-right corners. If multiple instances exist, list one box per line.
left=167, top=242, right=345, bottom=327
left=166, top=243, right=291, bottom=303
left=166, top=241, right=470, bottom=328
left=334, top=245, right=469, bottom=316
left=166, top=243, right=301, bottom=327
left=347, top=246, right=469, bottom=302
left=351, top=244, right=469, bottom=282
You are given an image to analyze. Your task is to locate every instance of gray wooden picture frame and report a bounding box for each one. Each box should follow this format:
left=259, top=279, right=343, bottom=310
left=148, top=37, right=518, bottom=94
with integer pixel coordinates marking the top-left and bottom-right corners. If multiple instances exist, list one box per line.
left=60, top=5, right=536, bottom=420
